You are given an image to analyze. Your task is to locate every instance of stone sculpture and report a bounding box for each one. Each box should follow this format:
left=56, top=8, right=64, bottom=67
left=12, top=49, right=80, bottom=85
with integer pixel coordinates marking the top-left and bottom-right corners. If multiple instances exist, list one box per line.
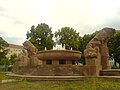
left=22, top=41, right=42, bottom=66
left=23, top=41, right=38, bottom=56
left=84, top=28, right=115, bottom=76
left=15, top=49, right=29, bottom=66
left=13, top=41, right=42, bottom=73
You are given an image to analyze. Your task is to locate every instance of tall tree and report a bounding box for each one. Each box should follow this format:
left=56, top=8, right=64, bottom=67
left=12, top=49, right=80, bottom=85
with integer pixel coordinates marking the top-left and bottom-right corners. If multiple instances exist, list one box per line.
left=109, top=30, right=120, bottom=66
left=26, top=23, right=54, bottom=50
left=0, top=37, right=9, bottom=66
left=79, top=31, right=99, bottom=64
left=55, top=27, right=80, bottom=50
left=0, top=37, right=8, bottom=49
left=79, top=31, right=99, bottom=53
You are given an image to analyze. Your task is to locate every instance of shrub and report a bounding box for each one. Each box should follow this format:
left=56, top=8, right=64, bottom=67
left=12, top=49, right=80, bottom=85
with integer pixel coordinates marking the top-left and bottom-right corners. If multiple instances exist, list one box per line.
left=112, top=65, right=120, bottom=69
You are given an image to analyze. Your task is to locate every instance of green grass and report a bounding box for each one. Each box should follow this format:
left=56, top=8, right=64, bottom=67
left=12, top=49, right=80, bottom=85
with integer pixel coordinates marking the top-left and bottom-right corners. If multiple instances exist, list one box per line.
left=0, top=73, right=8, bottom=81
left=0, top=73, right=120, bottom=90
left=0, top=77, right=120, bottom=90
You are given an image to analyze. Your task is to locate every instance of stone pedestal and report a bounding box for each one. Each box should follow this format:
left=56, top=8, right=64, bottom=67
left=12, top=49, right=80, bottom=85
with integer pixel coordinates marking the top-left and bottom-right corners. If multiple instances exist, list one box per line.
left=83, top=57, right=102, bottom=76
left=83, top=65, right=101, bottom=76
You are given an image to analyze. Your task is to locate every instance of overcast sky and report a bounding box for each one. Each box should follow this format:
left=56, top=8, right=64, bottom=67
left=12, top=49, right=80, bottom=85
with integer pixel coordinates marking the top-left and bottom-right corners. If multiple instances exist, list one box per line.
left=0, top=0, right=120, bottom=45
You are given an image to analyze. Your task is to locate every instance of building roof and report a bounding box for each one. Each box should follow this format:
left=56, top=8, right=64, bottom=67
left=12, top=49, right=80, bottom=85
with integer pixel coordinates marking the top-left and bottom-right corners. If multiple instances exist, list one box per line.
left=8, top=44, right=24, bottom=49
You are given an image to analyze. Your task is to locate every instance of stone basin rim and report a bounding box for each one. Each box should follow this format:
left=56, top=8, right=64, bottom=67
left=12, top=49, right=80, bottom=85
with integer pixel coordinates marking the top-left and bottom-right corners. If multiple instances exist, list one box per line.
left=38, top=50, right=82, bottom=54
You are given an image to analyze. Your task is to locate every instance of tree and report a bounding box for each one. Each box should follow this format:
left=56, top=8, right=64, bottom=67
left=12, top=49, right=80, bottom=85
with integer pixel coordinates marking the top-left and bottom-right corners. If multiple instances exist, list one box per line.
left=109, top=30, right=120, bottom=66
left=9, top=54, right=17, bottom=65
left=0, top=37, right=9, bottom=65
left=55, top=27, right=80, bottom=50
left=0, top=51, right=9, bottom=65
left=79, top=31, right=99, bottom=53
left=79, top=31, right=99, bottom=64
left=0, top=37, right=9, bottom=71
left=0, top=37, right=8, bottom=49
left=26, top=23, right=54, bottom=50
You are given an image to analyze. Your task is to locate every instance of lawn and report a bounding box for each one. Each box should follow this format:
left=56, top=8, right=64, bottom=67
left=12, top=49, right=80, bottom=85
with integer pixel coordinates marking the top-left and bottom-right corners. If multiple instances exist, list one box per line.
left=0, top=73, right=120, bottom=90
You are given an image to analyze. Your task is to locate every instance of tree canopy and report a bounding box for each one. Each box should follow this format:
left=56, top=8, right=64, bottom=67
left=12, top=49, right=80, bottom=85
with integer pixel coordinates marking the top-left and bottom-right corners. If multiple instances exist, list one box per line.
left=109, top=30, right=120, bottom=66
left=0, top=37, right=8, bottom=49
left=9, top=54, right=17, bottom=65
left=26, top=23, right=54, bottom=50
left=79, top=31, right=99, bottom=52
left=55, top=27, right=80, bottom=50
left=0, top=37, right=9, bottom=65
left=26, top=23, right=120, bottom=66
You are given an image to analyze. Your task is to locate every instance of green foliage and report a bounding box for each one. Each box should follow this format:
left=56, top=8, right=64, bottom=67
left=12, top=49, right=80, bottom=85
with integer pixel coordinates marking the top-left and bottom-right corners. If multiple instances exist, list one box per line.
left=79, top=34, right=92, bottom=52
left=109, top=30, right=120, bottom=66
left=55, top=27, right=80, bottom=50
left=0, top=37, right=11, bottom=72
left=79, top=31, right=99, bottom=53
left=19, top=78, right=29, bottom=86
left=0, top=37, right=9, bottom=66
left=0, top=50, right=9, bottom=65
left=0, top=73, right=7, bottom=81
left=0, top=37, right=8, bottom=49
left=26, top=23, right=54, bottom=50
left=9, top=54, right=17, bottom=65
left=112, top=65, right=120, bottom=69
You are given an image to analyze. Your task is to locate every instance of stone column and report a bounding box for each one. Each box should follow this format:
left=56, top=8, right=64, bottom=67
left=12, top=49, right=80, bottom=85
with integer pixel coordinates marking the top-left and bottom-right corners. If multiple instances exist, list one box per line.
left=100, top=43, right=111, bottom=69
left=52, top=60, right=59, bottom=65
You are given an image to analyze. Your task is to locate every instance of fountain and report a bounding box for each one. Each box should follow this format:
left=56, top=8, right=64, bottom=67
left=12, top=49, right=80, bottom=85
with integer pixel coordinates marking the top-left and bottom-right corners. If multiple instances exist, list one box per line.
left=8, top=28, right=120, bottom=80
left=12, top=41, right=82, bottom=76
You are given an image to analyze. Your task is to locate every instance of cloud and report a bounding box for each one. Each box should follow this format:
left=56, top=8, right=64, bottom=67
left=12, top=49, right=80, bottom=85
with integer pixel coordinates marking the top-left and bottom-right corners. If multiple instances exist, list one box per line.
left=0, top=0, right=120, bottom=45
left=0, top=4, right=24, bottom=26
left=103, top=19, right=120, bottom=30
left=0, top=6, right=6, bottom=12
left=0, top=31, right=25, bottom=45
left=13, top=20, right=24, bottom=25
left=72, top=5, right=120, bottom=35
left=106, top=13, right=120, bottom=30
left=0, top=13, right=24, bottom=25
left=5, top=37, right=24, bottom=45
left=96, top=9, right=120, bottom=30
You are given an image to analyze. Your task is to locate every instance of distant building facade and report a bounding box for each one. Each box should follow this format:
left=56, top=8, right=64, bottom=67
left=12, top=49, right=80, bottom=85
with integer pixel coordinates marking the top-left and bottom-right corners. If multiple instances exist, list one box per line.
left=6, top=44, right=24, bottom=58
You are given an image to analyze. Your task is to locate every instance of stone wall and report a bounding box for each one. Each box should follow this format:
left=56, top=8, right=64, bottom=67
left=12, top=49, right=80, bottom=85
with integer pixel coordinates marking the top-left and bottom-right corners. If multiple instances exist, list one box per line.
left=13, top=65, right=83, bottom=76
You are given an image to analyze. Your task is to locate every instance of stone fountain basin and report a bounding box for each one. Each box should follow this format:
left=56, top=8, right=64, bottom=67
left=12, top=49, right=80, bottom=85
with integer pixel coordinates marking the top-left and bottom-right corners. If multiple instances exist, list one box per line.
left=37, top=50, right=82, bottom=60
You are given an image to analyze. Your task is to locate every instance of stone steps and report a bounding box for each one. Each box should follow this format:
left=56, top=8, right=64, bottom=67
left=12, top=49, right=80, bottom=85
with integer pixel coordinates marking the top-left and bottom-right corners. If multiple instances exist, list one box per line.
left=7, top=74, right=85, bottom=81
left=7, top=73, right=120, bottom=81
left=100, top=69, right=120, bottom=76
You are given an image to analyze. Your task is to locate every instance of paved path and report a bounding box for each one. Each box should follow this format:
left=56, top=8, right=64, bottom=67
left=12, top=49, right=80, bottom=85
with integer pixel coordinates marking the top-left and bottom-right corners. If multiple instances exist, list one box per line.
left=1, top=79, right=18, bottom=83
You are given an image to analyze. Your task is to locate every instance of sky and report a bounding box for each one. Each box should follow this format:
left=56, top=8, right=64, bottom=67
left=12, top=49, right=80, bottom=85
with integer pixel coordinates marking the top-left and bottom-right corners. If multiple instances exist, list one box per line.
left=0, top=0, right=120, bottom=45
